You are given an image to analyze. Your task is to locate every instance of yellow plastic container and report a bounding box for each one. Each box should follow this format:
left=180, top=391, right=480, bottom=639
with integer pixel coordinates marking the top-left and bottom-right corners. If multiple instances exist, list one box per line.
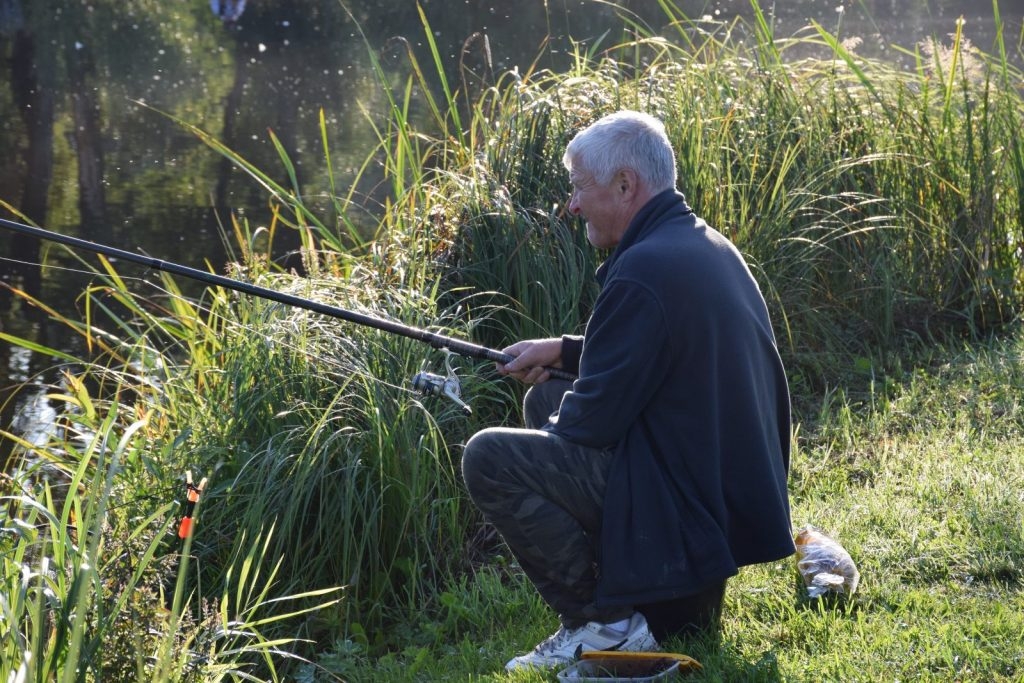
left=556, top=651, right=702, bottom=681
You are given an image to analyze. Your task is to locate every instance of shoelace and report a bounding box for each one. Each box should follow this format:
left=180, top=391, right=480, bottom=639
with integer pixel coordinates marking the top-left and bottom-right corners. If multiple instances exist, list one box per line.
left=535, top=626, right=581, bottom=654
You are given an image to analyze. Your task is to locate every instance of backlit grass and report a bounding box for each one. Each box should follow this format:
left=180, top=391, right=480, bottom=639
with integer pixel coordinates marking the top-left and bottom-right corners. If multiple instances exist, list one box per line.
left=2, top=0, right=1022, bottom=679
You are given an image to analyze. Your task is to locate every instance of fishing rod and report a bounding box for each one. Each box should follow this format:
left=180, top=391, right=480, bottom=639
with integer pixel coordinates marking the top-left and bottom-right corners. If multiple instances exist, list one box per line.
left=0, top=217, right=576, bottom=413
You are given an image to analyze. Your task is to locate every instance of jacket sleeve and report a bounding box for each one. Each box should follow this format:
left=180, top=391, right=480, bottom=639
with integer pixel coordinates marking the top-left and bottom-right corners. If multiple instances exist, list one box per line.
left=561, top=335, right=584, bottom=375
left=547, top=278, right=674, bottom=448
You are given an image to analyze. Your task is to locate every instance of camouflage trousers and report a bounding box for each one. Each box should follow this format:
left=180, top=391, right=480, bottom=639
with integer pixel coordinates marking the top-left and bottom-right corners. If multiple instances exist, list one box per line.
left=461, top=379, right=633, bottom=628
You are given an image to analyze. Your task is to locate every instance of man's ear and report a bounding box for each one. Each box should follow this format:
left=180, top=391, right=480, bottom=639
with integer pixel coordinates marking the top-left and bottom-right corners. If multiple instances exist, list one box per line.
left=617, top=168, right=639, bottom=200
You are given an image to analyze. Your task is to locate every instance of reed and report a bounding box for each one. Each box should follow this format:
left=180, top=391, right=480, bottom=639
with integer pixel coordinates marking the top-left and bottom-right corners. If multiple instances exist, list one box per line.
left=180, top=265, right=481, bottom=633
left=0, top=387, right=337, bottom=681
left=2, top=0, right=1023, bottom=678
left=332, top=0, right=1024, bottom=380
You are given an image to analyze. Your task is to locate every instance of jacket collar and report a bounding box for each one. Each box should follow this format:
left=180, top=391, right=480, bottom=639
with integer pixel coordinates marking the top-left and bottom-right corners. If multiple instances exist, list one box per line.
left=596, top=189, right=693, bottom=285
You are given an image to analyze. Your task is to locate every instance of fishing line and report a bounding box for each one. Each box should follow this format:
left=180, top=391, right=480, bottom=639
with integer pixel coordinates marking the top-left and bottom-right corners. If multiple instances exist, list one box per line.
left=0, top=218, right=576, bottom=383
left=1, top=254, right=117, bottom=279
left=1, top=252, right=464, bottom=404
left=3, top=246, right=479, bottom=551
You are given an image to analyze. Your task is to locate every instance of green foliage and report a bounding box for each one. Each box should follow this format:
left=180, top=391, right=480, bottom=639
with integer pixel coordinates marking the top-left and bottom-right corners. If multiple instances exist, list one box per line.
left=0, top=393, right=336, bottom=681
left=348, top=2, right=1024, bottom=394
left=436, top=93, right=600, bottom=348
left=175, top=261, right=482, bottom=636
left=316, top=327, right=1024, bottom=682
left=2, top=0, right=1024, bottom=680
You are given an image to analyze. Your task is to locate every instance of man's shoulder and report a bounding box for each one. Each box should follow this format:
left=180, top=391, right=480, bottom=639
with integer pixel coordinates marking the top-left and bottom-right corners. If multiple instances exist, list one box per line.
left=616, top=218, right=708, bottom=268
left=611, top=218, right=748, bottom=301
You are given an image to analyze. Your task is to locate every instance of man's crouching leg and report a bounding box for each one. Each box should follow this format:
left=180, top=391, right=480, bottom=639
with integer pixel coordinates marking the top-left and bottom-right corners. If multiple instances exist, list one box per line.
left=461, top=425, right=616, bottom=623
left=462, top=419, right=656, bottom=670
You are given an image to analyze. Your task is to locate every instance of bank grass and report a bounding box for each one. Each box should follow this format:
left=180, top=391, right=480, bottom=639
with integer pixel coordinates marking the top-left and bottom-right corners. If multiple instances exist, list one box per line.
left=381, top=0, right=1024, bottom=390
left=0, top=393, right=340, bottom=681
left=315, top=329, right=1024, bottom=682
left=3, top=0, right=1024, bottom=680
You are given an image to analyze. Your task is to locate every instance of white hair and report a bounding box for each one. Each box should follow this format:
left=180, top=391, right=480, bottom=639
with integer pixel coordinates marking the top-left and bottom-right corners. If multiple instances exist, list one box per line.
left=562, top=111, right=677, bottom=192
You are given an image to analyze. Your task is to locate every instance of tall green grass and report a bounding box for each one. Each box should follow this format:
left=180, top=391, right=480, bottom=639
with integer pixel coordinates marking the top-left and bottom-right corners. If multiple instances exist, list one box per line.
left=0, top=379, right=339, bottom=681
left=2, top=0, right=1023, bottom=679
left=313, top=321, right=1024, bottom=682
left=443, top=4, right=1024, bottom=389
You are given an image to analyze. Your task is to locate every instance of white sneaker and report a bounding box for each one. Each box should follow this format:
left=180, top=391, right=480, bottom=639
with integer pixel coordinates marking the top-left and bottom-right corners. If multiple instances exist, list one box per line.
left=505, top=612, right=659, bottom=672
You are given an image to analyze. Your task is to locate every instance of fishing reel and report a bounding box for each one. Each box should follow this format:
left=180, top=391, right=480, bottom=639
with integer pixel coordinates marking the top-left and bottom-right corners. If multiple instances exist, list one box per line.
left=411, top=349, right=472, bottom=416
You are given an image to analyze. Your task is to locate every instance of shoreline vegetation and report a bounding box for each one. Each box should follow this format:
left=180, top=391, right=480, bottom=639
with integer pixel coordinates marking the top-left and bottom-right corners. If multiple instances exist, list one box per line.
left=2, top=2, right=1023, bottom=681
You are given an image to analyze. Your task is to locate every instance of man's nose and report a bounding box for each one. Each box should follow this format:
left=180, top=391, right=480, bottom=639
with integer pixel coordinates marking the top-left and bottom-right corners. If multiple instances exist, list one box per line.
left=568, top=194, right=581, bottom=215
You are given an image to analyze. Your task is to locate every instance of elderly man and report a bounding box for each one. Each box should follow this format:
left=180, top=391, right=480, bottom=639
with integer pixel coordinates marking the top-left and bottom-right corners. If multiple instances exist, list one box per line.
left=461, top=110, right=794, bottom=671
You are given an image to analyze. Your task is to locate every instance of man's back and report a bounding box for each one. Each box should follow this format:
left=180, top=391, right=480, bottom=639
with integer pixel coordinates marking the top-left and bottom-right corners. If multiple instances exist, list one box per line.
left=549, top=189, right=795, bottom=606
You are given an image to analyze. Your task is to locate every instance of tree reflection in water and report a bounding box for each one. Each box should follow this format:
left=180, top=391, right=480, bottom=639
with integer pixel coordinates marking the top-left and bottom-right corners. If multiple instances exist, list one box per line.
left=211, top=0, right=247, bottom=24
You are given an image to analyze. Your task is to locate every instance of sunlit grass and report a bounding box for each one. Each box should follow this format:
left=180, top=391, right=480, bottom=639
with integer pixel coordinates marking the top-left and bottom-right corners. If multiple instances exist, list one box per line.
left=1, top=0, right=1023, bottom=679
left=0, top=397, right=340, bottom=681
left=321, top=329, right=1024, bottom=682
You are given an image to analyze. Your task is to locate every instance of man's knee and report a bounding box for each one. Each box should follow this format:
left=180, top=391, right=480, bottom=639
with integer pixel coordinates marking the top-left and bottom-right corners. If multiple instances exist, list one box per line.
left=523, top=380, right=571, bottom=429
left=461, top=428, right=505, bottom=498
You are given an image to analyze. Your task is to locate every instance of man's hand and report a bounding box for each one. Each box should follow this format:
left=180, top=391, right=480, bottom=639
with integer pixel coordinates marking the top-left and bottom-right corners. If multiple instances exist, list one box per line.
left=496, top=337, right=563, bottom=384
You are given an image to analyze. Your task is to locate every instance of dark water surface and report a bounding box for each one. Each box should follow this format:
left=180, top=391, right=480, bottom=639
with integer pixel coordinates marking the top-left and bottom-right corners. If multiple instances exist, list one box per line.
left=1, top=0, right=1020, bottom=462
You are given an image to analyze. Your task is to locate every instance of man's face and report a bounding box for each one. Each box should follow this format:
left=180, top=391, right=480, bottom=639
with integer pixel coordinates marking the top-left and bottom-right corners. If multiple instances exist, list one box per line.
left=567, top=168, right=629, bottom=250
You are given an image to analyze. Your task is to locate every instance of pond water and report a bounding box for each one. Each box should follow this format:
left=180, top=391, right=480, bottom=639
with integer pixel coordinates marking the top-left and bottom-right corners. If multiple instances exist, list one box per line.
left=0, top=0, right=1020, bottom=466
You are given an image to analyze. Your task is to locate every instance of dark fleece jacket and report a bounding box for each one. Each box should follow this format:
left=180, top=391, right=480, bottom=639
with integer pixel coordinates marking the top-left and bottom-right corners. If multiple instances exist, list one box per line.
left=547, top=189, right=794, bottom=607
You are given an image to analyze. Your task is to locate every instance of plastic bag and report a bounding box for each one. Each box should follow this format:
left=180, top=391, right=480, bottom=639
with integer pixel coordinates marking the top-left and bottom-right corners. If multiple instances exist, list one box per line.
left=794, top=526, right=860, bottom=598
